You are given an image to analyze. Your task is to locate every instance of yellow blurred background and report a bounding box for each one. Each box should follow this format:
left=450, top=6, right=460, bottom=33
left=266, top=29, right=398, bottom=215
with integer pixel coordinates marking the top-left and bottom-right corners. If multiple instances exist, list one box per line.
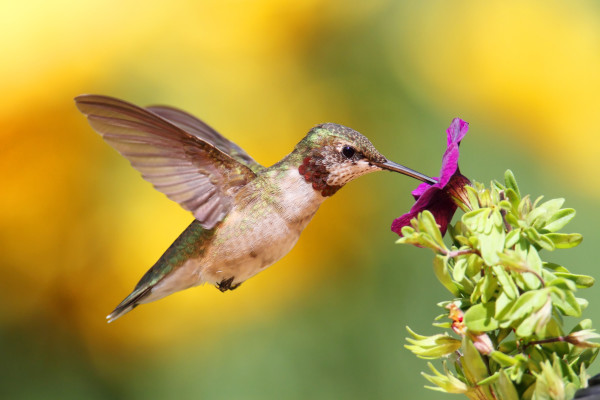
left=1, top=1, right=599, bottom=398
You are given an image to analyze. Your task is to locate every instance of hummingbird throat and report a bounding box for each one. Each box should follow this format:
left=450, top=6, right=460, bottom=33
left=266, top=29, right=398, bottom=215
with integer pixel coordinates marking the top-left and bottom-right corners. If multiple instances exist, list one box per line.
left=298, top=156, right=341, bottom=197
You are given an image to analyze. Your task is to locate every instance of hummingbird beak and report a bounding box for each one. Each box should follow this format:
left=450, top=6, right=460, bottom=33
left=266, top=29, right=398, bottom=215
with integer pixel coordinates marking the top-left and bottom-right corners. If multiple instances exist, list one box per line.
left=374, top=159, right=437, bottom=185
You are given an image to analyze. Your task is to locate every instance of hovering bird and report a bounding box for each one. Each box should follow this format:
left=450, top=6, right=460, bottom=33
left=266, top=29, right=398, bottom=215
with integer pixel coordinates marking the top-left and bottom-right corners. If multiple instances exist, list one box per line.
left=75, top=95, right=435, bottom=322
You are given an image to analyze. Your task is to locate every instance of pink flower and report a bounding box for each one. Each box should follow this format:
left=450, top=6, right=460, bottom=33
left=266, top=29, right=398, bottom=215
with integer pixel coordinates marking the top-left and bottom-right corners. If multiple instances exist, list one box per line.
left=392, top=118, right=471, bottom=236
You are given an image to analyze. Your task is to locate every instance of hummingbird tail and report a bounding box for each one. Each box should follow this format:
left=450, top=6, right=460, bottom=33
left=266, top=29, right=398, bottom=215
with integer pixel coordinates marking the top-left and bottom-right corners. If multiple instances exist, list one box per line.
left=106, top=287, right=151, bottom=323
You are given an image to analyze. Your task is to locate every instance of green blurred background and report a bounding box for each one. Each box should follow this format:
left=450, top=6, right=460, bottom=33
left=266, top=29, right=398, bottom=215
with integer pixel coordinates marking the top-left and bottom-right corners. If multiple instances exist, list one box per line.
left=2, top=1, right=599, bottom=398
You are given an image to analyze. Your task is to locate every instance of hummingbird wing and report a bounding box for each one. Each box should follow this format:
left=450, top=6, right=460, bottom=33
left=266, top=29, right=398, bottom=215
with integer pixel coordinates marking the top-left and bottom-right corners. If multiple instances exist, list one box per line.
left=146, top=105, right=263, bottom=174
left=75, top=95, right=257, bottom=229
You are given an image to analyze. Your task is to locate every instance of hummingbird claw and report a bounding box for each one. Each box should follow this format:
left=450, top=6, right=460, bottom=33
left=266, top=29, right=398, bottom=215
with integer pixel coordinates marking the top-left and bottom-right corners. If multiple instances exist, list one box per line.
left=217, top=277, right=241, bottom=292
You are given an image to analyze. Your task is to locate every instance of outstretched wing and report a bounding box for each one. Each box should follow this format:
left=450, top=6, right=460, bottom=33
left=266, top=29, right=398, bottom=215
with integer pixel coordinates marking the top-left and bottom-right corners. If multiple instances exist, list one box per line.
left=75, top=95, right=257, bottom=229
left=146, top=105, right=263, bottom=173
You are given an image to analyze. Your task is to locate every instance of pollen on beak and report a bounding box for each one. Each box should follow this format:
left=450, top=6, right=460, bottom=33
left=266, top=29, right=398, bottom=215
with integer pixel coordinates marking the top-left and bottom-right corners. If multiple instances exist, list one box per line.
left=374, top=160, right=437, bottom=184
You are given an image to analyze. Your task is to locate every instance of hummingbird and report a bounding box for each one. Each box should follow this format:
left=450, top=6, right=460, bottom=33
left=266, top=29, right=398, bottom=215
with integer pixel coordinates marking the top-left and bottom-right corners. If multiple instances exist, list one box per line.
left=75, top=95, right=435, bottom=322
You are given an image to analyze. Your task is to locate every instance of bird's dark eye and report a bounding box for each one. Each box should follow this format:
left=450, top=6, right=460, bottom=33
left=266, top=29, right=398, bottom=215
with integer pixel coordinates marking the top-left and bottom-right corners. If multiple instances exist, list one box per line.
left=341, top=146, right=355, bottom=159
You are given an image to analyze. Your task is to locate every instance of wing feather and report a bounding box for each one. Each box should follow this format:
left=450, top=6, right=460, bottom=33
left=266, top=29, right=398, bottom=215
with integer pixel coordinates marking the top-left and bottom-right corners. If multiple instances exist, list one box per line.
left=75, top=95, right=257, bottom=229
left=147, top=105, right=263, bottom=173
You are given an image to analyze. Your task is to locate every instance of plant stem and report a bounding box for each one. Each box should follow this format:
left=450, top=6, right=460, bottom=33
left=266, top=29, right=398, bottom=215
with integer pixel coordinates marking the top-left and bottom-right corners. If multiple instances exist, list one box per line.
left=523, top=336, right=566, bottom=349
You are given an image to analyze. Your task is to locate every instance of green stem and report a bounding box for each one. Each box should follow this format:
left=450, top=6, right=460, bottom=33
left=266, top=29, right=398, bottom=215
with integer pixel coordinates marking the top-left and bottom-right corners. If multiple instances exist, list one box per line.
left=444, top=249, right=478, bottom=258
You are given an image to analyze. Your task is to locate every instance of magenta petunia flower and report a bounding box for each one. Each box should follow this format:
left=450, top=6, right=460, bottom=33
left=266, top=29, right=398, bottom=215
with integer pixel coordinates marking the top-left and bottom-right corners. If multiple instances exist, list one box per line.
left=392, top=118, right=471, bottom=236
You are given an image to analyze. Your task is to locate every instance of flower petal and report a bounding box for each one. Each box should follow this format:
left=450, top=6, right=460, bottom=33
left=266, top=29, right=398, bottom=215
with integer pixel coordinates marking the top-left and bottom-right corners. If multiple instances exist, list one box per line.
left=446, top=118, right=469, bottom=148
left=392, top=118, right=470, bottom=237
left=439, top=119, right=469, bottom=187
left=412, top=179, right=438, bottom=199
left=392, top=186, right=457, bottom=235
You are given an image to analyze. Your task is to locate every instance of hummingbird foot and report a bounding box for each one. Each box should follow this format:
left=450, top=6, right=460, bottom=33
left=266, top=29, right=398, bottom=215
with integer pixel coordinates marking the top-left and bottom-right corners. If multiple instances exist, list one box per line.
left=217, top=277, right=241, bottom=292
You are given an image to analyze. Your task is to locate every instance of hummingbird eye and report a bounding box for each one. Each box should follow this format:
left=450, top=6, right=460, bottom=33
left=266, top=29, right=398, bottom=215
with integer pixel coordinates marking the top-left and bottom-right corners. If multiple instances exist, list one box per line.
left=341, top=146, right=356, bottom=159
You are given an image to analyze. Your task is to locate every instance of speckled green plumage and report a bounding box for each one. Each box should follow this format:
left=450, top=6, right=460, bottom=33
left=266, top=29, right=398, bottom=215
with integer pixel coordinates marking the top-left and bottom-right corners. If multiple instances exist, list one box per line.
left=134, top=221, right=215, bottom=290
left=297, top=123, right=386, bottom=164
left=114, top=221, right=215, bottom=312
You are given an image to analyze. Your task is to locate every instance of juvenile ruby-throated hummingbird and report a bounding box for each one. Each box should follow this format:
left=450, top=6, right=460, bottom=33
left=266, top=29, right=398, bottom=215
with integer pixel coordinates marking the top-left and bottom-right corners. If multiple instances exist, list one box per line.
left=75, top=95, right=435, bottom=322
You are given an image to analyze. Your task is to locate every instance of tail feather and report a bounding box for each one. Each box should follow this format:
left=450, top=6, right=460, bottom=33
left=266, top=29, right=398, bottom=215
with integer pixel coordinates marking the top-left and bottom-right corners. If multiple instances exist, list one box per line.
left=106, top=287, right=152, bottom=323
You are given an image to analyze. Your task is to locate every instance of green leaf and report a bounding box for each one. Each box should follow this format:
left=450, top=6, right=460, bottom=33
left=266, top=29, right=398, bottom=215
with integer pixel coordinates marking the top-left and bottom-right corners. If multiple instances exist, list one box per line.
left=553, top=272, right=594, bottom=288
left=462, top=337, right=489, bottom=385
left=540, top=317, right=569, bottom=356
left=465, top=185, right=481, bottom=210
left=505, top=188, right=520, bottom=212
left=479, top=224, right=505, bottom=265
left=464, top=302, right=499, bottom=332
left=496, top=327, right=512, bottom=344
left=526, top=230, right=554, bottom=254
left=504, top=170, right=520, bottom=199
left=454, top=278, right=474, bottom=294
left=481, top=272, right=499, bottom=303
left=462, top=208, right=488, bottom=230
left=515, top=298, right=551, bottom=337
left=499, top=199, right=512, bottom=211
left=542, top=268, right=558, bottom=283
left=547, top=277, right=576, bottom=291
left=497, top=249, right=526, bottom=272
left=490, top=351, right=519, bottom=367
left=466, top=254, right=483, bottom=278
left=422, top=362, right=468, bottom=394
left=477, top=209, right=491, bottom=233
left=505, top=229, right=521, bottom=249
left=505, top=289, right=549, bottom=324
left=504, top=246, right=541, bottom=291
left=433, top=255, right=459, bottom=296
left=470, top=277, right=484, bottom=304
left=574, top=349, right=599, bottom=370
left=498, top=340, right=517, bottom=354
left=491, top=208, right=504, bottom=228
left=533, top=359, right=568, bottom=400
left=405, top=327, right=462, bottom=359
left=525, top=246, right=543, bottom=288
left=509, top=355, right=530, bottom=384
left=478, top=372, right=499, bottom=386
left=577, top=297, right=589, bottom=311
left=493, top=266, right=519, bottom=299
left=505, top=213, right=520, bottom=228
left=494, top=369, right=519, bottom=400
left=545, top=233, right=582, bottom=249
left=570, top=319, right=593, bottom=333
left=536, top=234, right=556, bottom=251
left=527, top=198, right=564, bottom=229
left=452, top=257, right=468, bottom=282
left=398, top=225, right=414, bottom=236
left=532, top=195, right=545, bottom=208
left=544, top=208, right=575, bottom=232
left=419, top=233, right=442, bottom=251
left=518, top=195, right=532, bottom=217
left=543, top=262, right=568, bottom=273
left=526, top=346, right=545, bottom=371
left=419, top=210, right=446, bottom=249
left=479, top=188, right=493, bottom=209
left=495, top=292, right=515, bottom=321
left=525, top=226, right=541, bottom=242
left=551, top=289, right=582, bottom=317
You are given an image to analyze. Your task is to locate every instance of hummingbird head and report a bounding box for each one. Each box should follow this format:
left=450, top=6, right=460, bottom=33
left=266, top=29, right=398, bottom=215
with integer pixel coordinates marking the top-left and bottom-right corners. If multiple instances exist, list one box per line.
left=296, top=123, right=435, bottom=197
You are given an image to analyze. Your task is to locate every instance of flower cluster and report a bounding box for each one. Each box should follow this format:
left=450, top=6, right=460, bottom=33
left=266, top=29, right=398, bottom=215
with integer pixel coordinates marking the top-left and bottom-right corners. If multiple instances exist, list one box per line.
left=395, top=119, right=598, bottom=399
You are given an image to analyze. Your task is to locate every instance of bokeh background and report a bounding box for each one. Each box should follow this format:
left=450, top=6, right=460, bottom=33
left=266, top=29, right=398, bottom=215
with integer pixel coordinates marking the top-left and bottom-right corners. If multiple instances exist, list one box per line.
left=2, top=1, right=600, bottom=398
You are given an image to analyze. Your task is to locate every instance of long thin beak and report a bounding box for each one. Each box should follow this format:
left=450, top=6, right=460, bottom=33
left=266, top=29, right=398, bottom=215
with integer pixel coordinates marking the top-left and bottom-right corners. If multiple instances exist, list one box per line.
left=374, top=160, right=437, bottom=185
